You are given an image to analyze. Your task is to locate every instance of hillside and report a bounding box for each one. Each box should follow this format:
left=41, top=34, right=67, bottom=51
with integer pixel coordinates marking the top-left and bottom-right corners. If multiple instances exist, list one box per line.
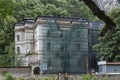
left=94, top=0, right=120, bottom=12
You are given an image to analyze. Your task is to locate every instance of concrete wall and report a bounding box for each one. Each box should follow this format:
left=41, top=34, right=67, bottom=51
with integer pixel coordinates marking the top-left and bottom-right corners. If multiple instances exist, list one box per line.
left=98, top=61, right=120, bottom=73
left=0, top=67, right=31, bottom=77
left=106, top=65, right=120, bottom=73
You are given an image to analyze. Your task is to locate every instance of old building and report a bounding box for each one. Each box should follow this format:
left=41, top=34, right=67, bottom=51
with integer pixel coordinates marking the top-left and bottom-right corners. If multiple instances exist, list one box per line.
left=15, top=16, right=102, bottom=74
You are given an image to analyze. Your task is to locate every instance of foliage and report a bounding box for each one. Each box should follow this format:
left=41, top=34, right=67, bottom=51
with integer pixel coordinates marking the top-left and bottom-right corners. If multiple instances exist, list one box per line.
left=103, top=77, right=110, bottom=80
left=83, top=75, right=96, bottom=80
left=13, top=0, right=95, bottom=22
left=13, top=0, right=45, bottom=22
left=82, top=75, right=111, bottom=80
left=108, top=8, right=120, bottom=25
left=40, top=76, right=58, bottom=80
left=0, top=0, right=16, bottom=66
left=93, top=8, right=120, bottom=62
left=2, top=74, right=115, bottom=80
left=0, top=0, right=14, bottom=17
left=0, top=0, right=15, bottom=54
left=18, top=77, right=24, bottom=80
left=4, top=73, right=15, bottom=80
left=64, top=0, right=95, bottom=20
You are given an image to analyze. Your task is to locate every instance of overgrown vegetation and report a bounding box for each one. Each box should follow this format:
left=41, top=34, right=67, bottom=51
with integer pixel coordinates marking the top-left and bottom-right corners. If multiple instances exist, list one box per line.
left=93, top=8, right=120, bottom=62
left=3, top=74, right=114, bottom=80
left=4, top=73, right=15, bottom=80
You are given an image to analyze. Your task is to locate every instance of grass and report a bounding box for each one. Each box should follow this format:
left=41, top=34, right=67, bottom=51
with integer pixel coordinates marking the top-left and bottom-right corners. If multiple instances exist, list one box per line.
left=3, top=73, right=116, bottom=80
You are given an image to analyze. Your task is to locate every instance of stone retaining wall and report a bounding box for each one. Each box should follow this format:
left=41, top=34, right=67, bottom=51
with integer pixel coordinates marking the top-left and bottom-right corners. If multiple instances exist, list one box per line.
left=0, top=66, right=31, bottom=77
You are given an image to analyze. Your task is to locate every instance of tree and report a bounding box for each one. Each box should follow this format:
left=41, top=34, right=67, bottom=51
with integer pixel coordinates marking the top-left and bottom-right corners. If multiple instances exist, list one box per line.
left=65, top=0, right=95, bottom=19
left=44, top=4, right=67, bottom=16
left=0, top=0, right=16, bottom=66
left=14, top=0, right=45, bottom=22
left=93, top=8, right=120, bottom=62
left=14, top=0, right=95, bottom=21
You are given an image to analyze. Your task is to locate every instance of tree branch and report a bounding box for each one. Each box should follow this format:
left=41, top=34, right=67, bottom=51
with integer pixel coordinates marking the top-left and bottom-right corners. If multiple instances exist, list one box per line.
left=82, top=0, right=116, bottom=36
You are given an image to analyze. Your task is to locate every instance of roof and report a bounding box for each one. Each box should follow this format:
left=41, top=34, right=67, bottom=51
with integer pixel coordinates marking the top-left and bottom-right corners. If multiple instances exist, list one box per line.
left=106, top=62, right=120, bottom=65
left=23, top=19, right=34, bottom=23
left=15, top=19, right=34, bottom=27
left=35, top=15, right=88, bottom=22
left=98, top=61, right=120, bottom=65
left=89, top=21, right=103, bottom=28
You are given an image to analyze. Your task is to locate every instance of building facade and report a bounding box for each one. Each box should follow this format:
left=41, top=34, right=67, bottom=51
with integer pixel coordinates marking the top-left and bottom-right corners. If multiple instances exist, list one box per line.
left=15, top=16, right=102, bottom=74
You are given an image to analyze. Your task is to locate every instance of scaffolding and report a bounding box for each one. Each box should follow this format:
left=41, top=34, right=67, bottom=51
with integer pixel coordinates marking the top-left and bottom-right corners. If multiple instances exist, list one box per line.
left=88, top=21, right=102, bottom=72
left=39, top=16, right=89, bottom=74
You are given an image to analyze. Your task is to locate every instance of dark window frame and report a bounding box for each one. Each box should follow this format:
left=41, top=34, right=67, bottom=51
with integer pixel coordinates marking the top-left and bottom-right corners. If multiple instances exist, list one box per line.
left=17, top=46, right=20, bottom=53
left=17, top=35, right=20, bottom=41
left=77, top=43, right=80, bottom=51
left=47, top=42, right=51, bottom=50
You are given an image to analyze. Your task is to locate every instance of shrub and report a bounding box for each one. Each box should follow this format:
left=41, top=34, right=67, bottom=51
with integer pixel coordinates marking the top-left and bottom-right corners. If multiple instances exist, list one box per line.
left=38, top=76, right=58, bottom=80
left=103, top=77, right=110, bottom=80
left=4, top=73, right=15, bottom=80
left=18, top=77, right=24, bottom=80
left=82, top=75, right=96, bottom=80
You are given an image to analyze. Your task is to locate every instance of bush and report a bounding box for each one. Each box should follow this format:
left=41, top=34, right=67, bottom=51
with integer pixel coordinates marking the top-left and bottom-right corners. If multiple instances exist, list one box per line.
left=4, top=73, right=15, bottom=80
left=82, top=75, right=111, bottom=80
left=38, top=76, right=58, bottom=80
left=82, top=75, right=96, bottom=80
left=103, top=77, right=110, bottom=80
left=18, top=77, right=24, bottom=80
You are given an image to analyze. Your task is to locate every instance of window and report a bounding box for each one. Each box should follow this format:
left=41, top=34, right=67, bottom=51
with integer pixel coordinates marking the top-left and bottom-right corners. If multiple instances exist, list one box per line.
left=61, top=45, right=64, bottom=51
left=77, top=31, right=80, bottom=37
left=47, top=42, right=51, bottom=50
left=61, top=43, right=67, bottom=51
left=60, top=33, right=63, bottom=37
left=47, top=58, right=51, bottom=68
left=17, top=35, right=20, bottom=41
left=77, top=44, right=80, bottom=51
left=17, top=47, right=20, bottom=53
left=47, top=30, right=50, bottom=37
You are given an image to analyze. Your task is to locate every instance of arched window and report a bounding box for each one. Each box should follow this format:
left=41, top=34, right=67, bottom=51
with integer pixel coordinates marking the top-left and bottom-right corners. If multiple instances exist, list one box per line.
left=17, top=35, right=20, bottom=41
left=34, top=67, right=40, bottom=75
left=17, top=47, right=20, bottom=53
